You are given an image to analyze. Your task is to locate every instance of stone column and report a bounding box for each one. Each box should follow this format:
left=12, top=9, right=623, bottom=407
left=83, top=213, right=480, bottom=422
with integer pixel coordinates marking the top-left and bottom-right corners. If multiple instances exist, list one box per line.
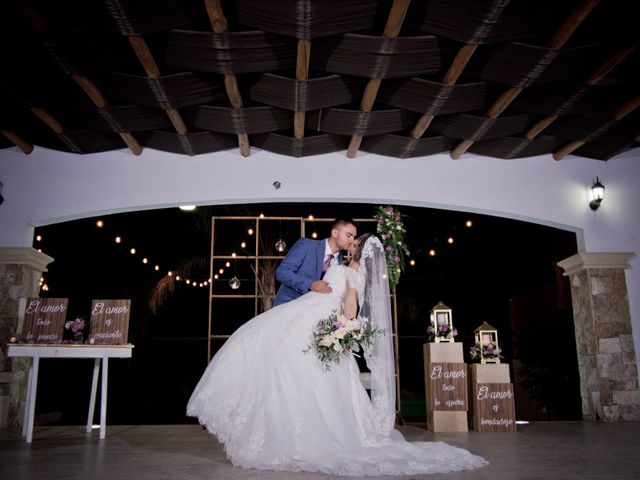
left=0, top=247, right=54, bottom=428
left=558, top=252, right=640, bottom=422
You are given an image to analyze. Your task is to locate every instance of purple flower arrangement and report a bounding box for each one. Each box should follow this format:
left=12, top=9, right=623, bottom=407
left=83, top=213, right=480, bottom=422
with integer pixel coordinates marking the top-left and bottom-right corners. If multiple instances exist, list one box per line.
left=469, top=343, right=503, bottom=363
left=427, top=323, right=458, bottom=342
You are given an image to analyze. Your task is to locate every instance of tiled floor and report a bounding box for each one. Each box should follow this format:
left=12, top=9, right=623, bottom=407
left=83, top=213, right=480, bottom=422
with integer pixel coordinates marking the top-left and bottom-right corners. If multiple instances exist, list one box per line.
left=1, top=422, right=640, bottom=479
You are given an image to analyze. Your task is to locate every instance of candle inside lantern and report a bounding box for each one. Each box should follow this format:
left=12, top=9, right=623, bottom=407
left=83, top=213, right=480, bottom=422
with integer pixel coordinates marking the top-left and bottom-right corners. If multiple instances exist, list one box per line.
left=436, top=313, right=447, bottom=326
left=482, top=333, right=491, bottom=346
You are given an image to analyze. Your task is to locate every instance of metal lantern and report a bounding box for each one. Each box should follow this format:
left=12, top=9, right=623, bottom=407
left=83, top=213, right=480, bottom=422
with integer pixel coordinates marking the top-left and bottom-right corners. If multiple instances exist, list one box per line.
left=429, top=301, right=454, bottom=343
left=474, top=322, right=500, bottom=364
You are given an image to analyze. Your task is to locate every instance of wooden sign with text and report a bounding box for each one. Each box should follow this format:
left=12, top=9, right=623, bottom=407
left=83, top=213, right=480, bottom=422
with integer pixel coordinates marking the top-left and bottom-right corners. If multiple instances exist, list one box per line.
left=426, top=362, right=468, bottom=411
left=89, top=299, right=131, bottom=344
left=21, top=298, right=68, bottom=343
left=472, top=383, right=516, bottom=432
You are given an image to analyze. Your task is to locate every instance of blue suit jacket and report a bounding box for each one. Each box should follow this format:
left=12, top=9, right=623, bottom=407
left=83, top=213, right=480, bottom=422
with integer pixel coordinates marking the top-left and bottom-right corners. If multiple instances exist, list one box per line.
left=273, top=237, right=344, bottom=307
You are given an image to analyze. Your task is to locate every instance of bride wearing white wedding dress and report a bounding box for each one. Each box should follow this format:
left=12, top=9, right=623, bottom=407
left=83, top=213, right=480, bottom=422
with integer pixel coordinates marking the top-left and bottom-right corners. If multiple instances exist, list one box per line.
left=187, top=234, right=487, bottom=476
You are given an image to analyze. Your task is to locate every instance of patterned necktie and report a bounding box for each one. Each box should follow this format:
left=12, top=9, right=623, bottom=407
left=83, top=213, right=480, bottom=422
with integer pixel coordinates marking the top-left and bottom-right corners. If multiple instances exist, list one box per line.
left=323, top=253, right=334, bottom=273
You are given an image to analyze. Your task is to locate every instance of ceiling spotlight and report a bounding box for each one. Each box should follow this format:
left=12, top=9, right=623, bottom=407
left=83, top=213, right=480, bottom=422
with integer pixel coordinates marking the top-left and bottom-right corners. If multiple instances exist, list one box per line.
left=273, top=181, right=281, bottom=189
left=179, top=205, right=196, bottom=211
left=589, top=177, right=605, bottom=211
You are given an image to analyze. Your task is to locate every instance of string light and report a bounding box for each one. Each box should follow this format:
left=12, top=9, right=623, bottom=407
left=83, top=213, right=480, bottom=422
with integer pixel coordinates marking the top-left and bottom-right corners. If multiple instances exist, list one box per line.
left=96, top=220, right=104, bottom=228
left=115, top=236, right=122, bottom=243
left=154, top=265, right=160, bottom=271
left=308, top=214, right=314, bottom=220
left=142, top=258, right=148, bottom=264
left=429, top=249, right=436, bottom=256
left=241, top=242, right=246, bottom=248
left=36, top=235, right=42, bottom=241
left=447, top=237, right=454, bottom=244
left=225, top=261, right=231, bottom=267
left=219, top=268, right=224, bottom=274
left=465, top=220, right=473, bottom=227
left=410, top=259, right=416, bottom=266
left=248, top=229, right=254, bottom=235
left=130, top=248, right=136, bottom=255
left=311, top=232, right=318, bottom=239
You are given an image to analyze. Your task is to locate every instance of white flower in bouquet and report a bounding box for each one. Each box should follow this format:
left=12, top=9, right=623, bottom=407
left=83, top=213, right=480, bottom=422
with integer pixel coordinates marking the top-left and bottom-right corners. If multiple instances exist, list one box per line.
left=345, top=319, right=361, bottom=331
left=303, top=310, right=386, bottom=371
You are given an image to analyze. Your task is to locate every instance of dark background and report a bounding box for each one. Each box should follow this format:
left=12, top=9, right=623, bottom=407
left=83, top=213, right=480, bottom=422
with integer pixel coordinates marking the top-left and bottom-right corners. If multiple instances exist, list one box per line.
left=31, top=202, right=582, bottom=425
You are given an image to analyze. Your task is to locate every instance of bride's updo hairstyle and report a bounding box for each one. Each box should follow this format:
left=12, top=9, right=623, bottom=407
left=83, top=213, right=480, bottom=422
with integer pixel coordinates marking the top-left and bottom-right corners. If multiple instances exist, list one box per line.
left=352, top=232, right=374, bottom=262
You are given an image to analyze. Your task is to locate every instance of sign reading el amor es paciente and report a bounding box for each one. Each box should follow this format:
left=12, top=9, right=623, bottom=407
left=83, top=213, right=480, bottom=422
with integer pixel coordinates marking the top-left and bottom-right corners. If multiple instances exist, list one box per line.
left=90, top=299, right=131, bottom=344
left=473, top=383, right=517, bottom=432
left=21, top=298, right=68, bottom=343
left=427, top=362, right=468, bottom=411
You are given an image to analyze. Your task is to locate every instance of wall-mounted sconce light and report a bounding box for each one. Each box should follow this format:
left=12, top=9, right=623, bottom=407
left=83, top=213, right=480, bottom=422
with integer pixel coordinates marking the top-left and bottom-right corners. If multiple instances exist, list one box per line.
left=589, top=177, right=605, bottom=211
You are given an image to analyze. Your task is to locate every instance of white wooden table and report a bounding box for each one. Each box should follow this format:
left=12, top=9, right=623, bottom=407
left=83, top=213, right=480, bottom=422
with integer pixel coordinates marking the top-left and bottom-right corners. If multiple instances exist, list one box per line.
left=7, top=343, right=134, bottom=443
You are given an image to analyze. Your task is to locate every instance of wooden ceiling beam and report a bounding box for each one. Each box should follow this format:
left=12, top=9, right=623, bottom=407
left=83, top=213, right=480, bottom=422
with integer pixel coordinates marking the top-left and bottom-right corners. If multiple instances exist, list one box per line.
left=346, top=0, right=411, bottom=159
left=450, top=0, right=600, bottom=160
left=205, top=0, right=250, bottom=157
left=127, top=36, right=188, bottom=135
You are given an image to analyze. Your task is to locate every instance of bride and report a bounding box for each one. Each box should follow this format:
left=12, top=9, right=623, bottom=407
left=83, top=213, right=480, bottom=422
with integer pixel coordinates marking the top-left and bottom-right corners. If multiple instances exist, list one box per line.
left=187, top=233, right=488, bottom=476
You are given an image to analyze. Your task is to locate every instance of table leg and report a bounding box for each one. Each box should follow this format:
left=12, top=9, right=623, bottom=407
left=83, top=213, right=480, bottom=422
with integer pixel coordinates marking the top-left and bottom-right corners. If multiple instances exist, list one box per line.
left=86, top=358, right=100, bottom=433
left=100, top=358, right=108, bottom=439
left=22, top=358, right=34, bottom=438
left=25, top=357, right=39, bottom=443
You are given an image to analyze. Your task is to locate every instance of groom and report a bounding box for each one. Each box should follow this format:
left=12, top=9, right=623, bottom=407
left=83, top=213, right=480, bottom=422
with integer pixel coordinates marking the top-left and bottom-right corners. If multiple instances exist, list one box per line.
left=272, top=218, right=357, bottom=307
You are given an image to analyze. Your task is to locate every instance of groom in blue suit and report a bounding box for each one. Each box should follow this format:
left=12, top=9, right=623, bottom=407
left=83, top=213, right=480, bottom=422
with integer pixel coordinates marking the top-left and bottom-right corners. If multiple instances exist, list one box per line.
left=273, top=218, right=357, bottom=307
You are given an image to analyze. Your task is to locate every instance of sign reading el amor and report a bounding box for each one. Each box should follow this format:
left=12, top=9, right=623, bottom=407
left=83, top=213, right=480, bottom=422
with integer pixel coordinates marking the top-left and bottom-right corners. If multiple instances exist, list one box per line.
left=21, top=298, right=68, bottom=343
left=427, top=362, right=468, bottom=411
left=90, top=299, right=131, bottom=344
left=473, top=383, right=517, bottom=432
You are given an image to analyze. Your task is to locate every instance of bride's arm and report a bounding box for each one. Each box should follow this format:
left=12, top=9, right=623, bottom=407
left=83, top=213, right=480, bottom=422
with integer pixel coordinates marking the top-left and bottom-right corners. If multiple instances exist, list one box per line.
left=343, top=287, right=358, bottom=319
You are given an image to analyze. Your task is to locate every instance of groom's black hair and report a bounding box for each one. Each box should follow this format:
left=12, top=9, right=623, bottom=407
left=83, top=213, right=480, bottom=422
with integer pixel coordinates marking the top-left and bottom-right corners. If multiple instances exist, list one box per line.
left=332, top=218, right=357, bottom=230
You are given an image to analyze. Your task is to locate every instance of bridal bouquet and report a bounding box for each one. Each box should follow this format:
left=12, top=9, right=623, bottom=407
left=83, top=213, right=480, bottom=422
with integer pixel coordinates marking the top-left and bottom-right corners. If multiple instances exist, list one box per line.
left=304, top=310, right=384, bottom=371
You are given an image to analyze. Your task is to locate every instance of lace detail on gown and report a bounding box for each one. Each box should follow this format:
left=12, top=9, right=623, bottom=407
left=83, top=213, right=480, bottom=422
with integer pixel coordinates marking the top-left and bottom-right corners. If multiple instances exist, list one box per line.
left=187, top=263, right=488, bottom=476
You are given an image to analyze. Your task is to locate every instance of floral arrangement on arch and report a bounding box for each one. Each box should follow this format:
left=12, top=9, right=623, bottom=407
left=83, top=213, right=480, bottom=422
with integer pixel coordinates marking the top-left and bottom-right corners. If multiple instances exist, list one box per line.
left=427, top=323, right=458, bottom=342
left=374, top=205, right=410, bottom=289
left=304, top=310, right=385, bottom=371
left=469, top=343, right=503, bottom=363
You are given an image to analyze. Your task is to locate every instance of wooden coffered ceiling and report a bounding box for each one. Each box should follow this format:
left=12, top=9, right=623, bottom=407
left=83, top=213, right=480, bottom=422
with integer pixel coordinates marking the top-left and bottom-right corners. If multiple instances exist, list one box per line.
left=1, top=0, right=638, bottom=160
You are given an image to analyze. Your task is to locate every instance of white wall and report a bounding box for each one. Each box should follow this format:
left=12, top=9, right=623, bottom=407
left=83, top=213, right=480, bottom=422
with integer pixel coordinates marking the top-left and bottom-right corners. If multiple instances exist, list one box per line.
left=1, top=145, right=639, bottom=364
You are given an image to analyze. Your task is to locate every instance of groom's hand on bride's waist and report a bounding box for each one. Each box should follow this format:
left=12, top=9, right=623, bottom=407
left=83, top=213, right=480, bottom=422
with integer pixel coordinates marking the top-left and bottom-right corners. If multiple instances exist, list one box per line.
left=310, top=280, right=332, bottom=294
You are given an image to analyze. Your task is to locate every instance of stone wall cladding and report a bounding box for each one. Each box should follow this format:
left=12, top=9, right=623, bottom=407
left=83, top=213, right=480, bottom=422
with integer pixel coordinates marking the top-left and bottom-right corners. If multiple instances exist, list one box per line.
left=569, top=267, right=640, bottom=422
